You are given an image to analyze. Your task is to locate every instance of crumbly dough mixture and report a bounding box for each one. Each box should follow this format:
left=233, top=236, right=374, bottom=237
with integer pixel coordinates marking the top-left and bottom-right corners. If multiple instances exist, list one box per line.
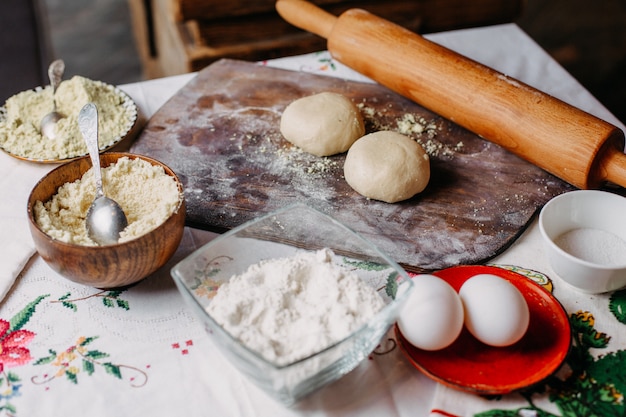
left=206, top=248, right=385, bottom=366
left=35, top=156, right=181, bottom=246
left=0, top=76, right=133, bottom=160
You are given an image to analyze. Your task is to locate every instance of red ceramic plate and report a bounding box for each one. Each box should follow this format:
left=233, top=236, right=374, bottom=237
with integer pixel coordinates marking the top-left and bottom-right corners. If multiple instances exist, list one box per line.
left=395, top=265, right=571, bottom=395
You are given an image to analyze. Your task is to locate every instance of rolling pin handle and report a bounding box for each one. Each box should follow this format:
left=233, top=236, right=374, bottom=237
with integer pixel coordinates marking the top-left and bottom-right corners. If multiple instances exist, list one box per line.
left=600, top=146, right=626, bottom=189
left=276, top=0, right=337, bottom=39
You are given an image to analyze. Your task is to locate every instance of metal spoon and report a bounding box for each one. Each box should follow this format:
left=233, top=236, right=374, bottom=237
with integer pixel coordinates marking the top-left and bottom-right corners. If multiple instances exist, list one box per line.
left=78, top=102, right=128, bottom=245
left=40, top=59, right=66, bottom=139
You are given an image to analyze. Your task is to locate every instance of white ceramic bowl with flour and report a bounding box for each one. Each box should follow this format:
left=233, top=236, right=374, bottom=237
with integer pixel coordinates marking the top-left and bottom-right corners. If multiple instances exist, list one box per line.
left=539, top=190, right=626, bottom=293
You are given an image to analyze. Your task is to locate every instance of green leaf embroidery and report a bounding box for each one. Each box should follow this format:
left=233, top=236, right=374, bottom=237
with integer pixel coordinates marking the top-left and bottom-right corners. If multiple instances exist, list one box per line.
left=102, top=291, right=130, bottom=310
left=342, top=258, right=388, bottom=271
left=8, top=294, right=49, bottom=333
left=65, top=370, right=78, bottom=384
left=0, top=404, right=17, bottom=413
left=207, top=268, right=220, bottom=278
left=31, top=335, right=149, bottom=390
left=33, top=349, right=58, bottom=365
left=317, top=56, right=337, bottom=70
left=52, top=290, right=130, bottom=311
left=476, top=409, right=534, bottom=417
left=385, top=272, right=399, bottom=299
left=80, top=336, right=97, bottom=346
left=83, top=359, right=95, bottom=376
left=85, top=350, right=109, bottom=360
left=106, top=290, right=123, bottom=298
left=6, top=372, right=20, bottom=383
left=609, top=290, right=626, bottom=324
left=571, top=313, right=610, bottom=350
left=103, top=363, right=122, bottom=379
left=62, top=301, right=78, bottom=311
left=586, top=349, right=626, bottom=403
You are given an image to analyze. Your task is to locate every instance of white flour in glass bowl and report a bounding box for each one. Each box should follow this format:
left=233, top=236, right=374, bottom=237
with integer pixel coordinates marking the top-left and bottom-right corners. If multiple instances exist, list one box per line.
left=206, top=248, right=385, bottom=366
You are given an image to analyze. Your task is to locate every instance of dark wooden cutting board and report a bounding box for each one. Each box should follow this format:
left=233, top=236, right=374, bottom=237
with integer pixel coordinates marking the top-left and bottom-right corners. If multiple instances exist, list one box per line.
left=130, top=59, right=575, bottom=272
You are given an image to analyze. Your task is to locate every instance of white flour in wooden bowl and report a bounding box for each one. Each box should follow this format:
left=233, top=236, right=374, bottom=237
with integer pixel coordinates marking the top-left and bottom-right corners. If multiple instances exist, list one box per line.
left=206, top=248, right=385, bottom=366
left=34, top=156, right=181, bottom=246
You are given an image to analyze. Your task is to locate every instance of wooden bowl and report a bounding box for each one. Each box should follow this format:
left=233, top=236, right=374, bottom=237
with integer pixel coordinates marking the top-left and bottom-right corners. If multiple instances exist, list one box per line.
left=27, top=152, right=186, bottom=288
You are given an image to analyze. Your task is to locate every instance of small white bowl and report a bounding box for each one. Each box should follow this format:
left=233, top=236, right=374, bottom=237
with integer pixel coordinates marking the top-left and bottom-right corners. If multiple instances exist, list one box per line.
left=539, top=190, right=626, bottom=293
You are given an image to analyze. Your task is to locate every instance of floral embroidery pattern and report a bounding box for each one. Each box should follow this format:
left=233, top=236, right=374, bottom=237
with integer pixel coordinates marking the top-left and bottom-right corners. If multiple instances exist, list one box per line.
left=0, top=321, right=35, bottom=372
left=0, top=295, right=48, bottom=415
left=52, top=290, right=130, bottom=311
left=0, top=371, right=21, bottom=415
left=609, top=289, right=626, bottom=324
left=342, top=258, right=401, bottom=299
left=4, top=262, right=623, bottom=416
left=314, top=52, right=337, bottom=71
left=0, top=289, right=147, bottom=415
left=189, top=255, right=233, bottom=299
left=296, top=51, right=337, bottom=74
left=492, top=264, right=554, bottom=292
left=32, top=336, right=148, bottom=388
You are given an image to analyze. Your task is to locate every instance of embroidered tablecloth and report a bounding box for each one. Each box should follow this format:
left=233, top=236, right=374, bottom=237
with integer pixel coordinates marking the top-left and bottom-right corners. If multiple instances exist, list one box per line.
left=1, top=23, right=625, bottom=416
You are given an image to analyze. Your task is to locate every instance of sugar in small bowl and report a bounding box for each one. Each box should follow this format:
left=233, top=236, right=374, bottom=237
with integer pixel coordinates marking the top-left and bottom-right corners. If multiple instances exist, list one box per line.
left=539, top=190, right=626, bottom=293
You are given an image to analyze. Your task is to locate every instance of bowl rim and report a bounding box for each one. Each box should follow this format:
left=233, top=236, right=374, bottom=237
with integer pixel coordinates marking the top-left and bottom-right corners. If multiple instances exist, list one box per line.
left=0, top=81, right=138, bottom=164
left=27, top=151, right=185, bottom=248
left=539, top=189, right=626, bottom=270
left=171, top=203, right=414, bottom=370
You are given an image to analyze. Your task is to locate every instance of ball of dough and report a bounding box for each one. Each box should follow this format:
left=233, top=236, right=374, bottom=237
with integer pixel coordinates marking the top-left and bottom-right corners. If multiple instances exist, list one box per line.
left=280, top=92, right=365, bottom=156
left=344, top=131, right=430, bottom=203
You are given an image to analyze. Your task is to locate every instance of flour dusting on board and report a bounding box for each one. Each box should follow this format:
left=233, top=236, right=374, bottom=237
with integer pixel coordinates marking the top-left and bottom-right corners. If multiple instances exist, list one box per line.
left=211, top=126, right=338, bottom=199
left=131, top=60, right=576, bottom=271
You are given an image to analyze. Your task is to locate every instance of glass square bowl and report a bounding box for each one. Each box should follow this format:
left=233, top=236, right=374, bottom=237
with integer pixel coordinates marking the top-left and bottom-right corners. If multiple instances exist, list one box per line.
left=171, top=204, right=413, bottom=405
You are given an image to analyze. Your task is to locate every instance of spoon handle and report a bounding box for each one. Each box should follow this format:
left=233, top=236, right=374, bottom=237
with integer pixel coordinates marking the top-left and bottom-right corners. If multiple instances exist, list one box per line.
left=78, top=103, right=104, bottom=199
left=48, top=59, right=64, bottom=109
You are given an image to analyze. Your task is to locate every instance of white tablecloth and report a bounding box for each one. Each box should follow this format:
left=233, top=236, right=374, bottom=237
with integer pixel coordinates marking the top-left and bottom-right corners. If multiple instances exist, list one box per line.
left=1, top=23, right=625, bottom=416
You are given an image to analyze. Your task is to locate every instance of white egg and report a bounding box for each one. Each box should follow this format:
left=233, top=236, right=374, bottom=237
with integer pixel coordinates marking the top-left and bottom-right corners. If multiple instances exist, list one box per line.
left=459, top=274, right=530, bottom=347
left=397, top=274, right=464, bottom=351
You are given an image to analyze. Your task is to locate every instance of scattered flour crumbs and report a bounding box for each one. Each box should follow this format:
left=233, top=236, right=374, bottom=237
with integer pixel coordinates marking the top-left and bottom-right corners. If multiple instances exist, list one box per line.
left=357, top=102, right=465, bottom=158
left=35, top=157, right=181, bottom=245
left=206, top=248, right=385, bottom=366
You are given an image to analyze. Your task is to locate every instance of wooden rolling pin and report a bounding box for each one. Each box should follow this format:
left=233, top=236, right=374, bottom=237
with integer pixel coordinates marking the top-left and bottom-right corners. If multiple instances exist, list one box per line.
left=275, top=0, right=626, bottom=189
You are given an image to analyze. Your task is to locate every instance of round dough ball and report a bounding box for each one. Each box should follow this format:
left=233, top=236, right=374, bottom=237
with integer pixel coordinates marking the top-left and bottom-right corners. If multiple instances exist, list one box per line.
left=344, top=131, right=430, bottom=203
left=280, top=92, right=365, bottom=156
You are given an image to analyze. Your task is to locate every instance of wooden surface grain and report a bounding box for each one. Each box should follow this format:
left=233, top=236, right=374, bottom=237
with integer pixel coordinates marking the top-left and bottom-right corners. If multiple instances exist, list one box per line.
left=130, top=59, right=575, bottom=272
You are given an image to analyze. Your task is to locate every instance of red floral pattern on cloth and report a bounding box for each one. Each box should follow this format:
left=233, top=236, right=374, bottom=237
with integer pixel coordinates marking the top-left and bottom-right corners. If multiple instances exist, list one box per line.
left=0, top=320, right=34, bottom=372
